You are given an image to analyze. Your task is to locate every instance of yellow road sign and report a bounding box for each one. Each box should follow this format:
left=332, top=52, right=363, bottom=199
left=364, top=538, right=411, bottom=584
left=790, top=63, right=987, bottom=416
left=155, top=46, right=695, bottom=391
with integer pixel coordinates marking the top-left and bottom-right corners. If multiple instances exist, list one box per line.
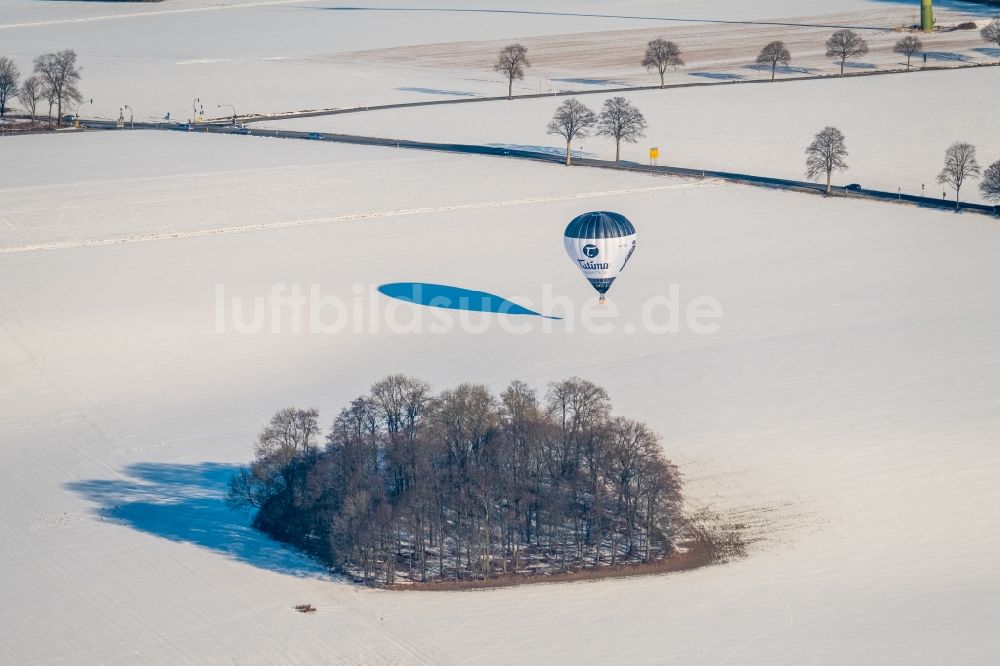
left=649, top=147, right=659, bottom=159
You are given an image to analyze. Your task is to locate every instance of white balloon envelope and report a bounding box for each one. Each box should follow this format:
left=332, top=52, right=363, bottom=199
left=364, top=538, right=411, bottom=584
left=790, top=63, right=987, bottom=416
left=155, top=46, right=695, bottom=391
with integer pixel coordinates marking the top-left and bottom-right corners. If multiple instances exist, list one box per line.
left=563, top=211, right=637, bottom=303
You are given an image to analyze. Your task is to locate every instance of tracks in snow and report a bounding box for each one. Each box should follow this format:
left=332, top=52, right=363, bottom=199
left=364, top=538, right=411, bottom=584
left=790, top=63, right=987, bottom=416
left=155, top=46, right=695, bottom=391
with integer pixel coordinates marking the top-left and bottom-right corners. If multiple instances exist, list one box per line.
left=0, top=183, right=687, bottom=254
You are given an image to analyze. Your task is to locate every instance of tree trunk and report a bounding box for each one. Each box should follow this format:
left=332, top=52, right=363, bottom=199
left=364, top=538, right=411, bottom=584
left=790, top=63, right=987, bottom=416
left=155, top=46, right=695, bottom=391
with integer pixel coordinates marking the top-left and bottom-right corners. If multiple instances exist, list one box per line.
left=906, top=54, right=912, bottom=70
left=57, top=96, right=62, bottom=126
left=659, top=68, right=665, bottom=88
left=508, top=76, right=513, bottom=100
left=565, top=140, right=572, bottom=166
left=955, top=187, right=961, bottom=211
left=615, top=138, right=621, bottom=162
left=771, top=62, right=776, bottom=81
left=840, top=59, right=846, bottom=76
left=826, top=170, right=832, bottom=195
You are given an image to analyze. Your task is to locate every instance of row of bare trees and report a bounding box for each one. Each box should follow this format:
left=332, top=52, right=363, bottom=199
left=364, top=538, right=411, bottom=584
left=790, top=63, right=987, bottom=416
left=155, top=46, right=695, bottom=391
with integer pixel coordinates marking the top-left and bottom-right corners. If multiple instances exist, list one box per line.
left=545, top=96, right=646, bottom=165
left=493, top=39, right=684, bottom=95
left=0, top=49, right=83, bottom=125
left=804, top=126, right=1000, bottom=208
left=543, top=101, right=1000, bottom=208
left=494, top=20, right=1000, bottom=98
left=227, top=376, right=684, bottom=585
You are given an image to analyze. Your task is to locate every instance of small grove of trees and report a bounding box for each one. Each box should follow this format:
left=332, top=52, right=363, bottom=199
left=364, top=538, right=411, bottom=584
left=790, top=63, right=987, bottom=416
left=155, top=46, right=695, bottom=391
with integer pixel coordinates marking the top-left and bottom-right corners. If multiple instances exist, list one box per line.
left=546, top=98, right=597, bottom=166
left=642, top=38, right=684, bottom=88
left=981, top=160, right=1000, bottom=202
left=0, top=57, right=18, bottom=118
left=756, top=41, right=791, bottom=81
left=805, top=126, right=849, bottom=194
left=826, top=29, right=869, bottom=76
left=227, top=376, right=684, bottom=585
left=982, top=18, right=1000, bottom=62
left=937, top=142, right=980, bottom=210
left=493, top=44, right=530, bottom=100
left=33, top=49, right=82, bottom=126
left=596, top=96, right=647, bottom=162
left=894, top=35, right=923, bottom=70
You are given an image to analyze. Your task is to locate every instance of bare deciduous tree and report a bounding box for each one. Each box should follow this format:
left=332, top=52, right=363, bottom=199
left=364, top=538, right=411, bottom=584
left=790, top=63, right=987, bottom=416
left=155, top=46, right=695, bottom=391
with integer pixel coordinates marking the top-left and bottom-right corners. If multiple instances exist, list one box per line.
left=937, top=142, right=981, bottom=210
left=805, top=126, right=849, bottom=194
left=17, top=75, right=42, bottom=121
left=982, top=18, right=1000, bottom=62
left=894, top=35, right=923, bottom=70
left=826, top=29, right=869, bottom=75
left=0, top=57, right=19, bottom=118
left=43, top=81, right=57, bottom=125
left=756, top=41, right=791, bottom=81
left=642, top=38, right=684, bottom=88
left=33, top=49, right=82, bottom=125
left=980, top=160, right=1000, bottom=202
left=546, top=98, right=597, bottom=166
left=596, top=96, right=647, bottom=162
left=493, top=44, right=530, bottom=100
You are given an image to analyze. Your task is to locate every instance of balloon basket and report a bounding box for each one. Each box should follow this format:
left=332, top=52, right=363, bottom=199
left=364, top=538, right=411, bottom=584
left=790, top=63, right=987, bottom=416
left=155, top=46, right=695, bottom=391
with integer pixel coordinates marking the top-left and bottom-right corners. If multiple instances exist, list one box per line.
left=599, top=295, right=606, bottom=305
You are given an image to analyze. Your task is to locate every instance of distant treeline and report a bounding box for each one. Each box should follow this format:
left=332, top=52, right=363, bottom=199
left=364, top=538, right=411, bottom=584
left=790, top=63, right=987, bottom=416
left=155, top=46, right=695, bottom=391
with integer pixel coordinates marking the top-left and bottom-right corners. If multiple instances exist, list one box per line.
left=227, top=376, right=684, bottom=585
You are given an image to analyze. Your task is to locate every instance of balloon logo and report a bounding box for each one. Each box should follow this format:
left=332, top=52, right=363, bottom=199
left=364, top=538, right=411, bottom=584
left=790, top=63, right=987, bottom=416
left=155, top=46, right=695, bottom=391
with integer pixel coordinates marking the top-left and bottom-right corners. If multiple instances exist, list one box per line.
left=564, top=211, right=637, bottom=304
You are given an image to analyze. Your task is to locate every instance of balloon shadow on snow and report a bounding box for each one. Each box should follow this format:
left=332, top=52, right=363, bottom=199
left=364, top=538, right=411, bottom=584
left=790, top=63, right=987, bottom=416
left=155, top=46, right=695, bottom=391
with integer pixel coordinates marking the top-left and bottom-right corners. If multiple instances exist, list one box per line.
left=378, top=282, right=561, bottom=319
left=66, top=462, right=329, bottom=579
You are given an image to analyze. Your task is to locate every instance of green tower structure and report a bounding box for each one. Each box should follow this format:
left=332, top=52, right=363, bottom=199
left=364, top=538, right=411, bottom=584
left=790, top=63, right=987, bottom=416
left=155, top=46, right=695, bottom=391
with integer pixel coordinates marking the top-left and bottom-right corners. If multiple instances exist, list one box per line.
left=921, top=0, right=934, bottom=32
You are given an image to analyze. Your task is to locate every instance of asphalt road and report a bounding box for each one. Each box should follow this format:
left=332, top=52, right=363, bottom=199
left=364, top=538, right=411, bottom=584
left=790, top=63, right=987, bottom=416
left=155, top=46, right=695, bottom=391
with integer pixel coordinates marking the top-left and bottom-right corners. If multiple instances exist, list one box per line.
left=76, top=119, right=1000, bottom=218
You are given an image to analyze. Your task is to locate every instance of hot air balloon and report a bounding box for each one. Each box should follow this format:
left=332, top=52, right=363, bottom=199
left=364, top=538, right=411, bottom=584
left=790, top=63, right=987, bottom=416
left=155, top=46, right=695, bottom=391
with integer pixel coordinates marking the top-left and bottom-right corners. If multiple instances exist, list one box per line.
left=563, top=211, right=636, bottom=303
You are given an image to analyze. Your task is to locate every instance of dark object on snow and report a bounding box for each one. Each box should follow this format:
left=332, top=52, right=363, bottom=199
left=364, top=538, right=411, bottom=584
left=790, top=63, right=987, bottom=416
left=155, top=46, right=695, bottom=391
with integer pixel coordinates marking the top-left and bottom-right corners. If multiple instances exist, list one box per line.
left=294, top=604, right=317, bottom=613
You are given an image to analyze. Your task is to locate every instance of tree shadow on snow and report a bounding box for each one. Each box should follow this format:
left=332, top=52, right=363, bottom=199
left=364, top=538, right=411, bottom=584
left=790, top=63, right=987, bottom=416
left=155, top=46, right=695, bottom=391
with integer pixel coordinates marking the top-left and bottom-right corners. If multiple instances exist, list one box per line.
left=843, top=61, right=879, bottom=70
left=484, top=142, right=591, bottom=159
left=688, top=71, right=746, bottom=81
left=923, top=51, right=974, bottom=63
left=66, top=462, right=330, bottom=579
left=396, top=86, right=478, bottom=97
left=869, top=0, right=997, bottom=14
left=744, top=63, right=819, bottom=75
left=551, top=77, right=627, bottom=86
left=973, top=47, right=1000, bottom=59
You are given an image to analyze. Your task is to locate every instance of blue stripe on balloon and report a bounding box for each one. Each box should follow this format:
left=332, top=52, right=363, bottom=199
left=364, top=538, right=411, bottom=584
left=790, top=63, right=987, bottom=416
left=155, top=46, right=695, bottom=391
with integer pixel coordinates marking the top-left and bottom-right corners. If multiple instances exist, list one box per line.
left=564, top=211, right=635, bottom=239
left=587, top=277, right=617, bottom=294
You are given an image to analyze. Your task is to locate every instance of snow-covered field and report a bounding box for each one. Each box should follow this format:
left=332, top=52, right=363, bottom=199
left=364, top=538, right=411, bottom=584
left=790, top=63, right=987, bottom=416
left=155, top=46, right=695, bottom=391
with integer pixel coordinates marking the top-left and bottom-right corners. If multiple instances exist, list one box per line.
left=264, top=66, right=1000, bottom=203
left=3, top=0, right=1000, bottom=663
left=1, top=0, right=994, bottom=121
left=0, top=132, right=673, bottom=249
left=3, top=130, right=1000, bottom=663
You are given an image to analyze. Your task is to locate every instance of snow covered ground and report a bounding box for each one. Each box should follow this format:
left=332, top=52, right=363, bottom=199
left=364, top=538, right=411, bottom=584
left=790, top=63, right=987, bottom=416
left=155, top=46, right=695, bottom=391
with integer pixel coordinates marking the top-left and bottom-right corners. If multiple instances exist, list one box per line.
left=264, top=66, right=1000, bottom=203
left=3, top=0, right=1000, bottom=662
left=1, top=0, right=994, bottom=121
left=0, top=132, right=673, bottom=250
left=3, top=130, right=1000, bottom=663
